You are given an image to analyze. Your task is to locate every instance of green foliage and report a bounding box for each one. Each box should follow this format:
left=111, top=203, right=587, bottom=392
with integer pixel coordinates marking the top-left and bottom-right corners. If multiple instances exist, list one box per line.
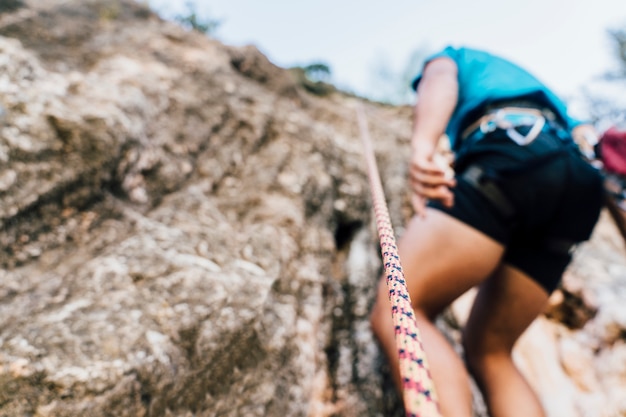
left=302, top=62, right=332, bottom=83
left=289, top=62, right=335, bottom=96
left=175, top=1, right=221, bottom=35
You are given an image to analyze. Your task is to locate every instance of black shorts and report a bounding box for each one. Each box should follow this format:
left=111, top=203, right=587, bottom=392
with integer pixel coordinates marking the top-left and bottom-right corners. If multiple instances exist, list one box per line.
left=429, top=129, right=604, bottom=293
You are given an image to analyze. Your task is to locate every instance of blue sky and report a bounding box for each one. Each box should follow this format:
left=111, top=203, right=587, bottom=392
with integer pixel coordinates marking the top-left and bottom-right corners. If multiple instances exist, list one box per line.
left=148, top=0, right=626, bottom=113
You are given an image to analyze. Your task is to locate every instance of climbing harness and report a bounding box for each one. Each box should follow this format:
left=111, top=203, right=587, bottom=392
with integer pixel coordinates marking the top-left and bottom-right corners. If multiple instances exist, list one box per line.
left=461, top=106, right=547, bottom=146
left=456, top=102, right=591, bottom=257
left=356, top=105, right=441, bottom=417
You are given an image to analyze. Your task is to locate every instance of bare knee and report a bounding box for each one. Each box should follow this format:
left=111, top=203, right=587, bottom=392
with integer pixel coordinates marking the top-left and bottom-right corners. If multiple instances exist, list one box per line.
left=462, top=330, right=513, bottom=380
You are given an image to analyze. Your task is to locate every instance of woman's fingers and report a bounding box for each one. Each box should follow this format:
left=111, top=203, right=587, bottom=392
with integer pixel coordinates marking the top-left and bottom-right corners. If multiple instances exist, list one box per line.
left=408, top=154, right=455, bottom=214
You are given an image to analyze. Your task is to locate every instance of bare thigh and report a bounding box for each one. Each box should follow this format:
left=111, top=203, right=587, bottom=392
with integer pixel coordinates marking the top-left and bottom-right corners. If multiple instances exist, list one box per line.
left=394, top=208, right=506, bottom=318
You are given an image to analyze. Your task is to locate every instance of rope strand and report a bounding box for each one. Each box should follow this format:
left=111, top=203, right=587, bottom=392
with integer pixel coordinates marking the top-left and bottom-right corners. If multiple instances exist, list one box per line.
left=356, top=104, right=441, bottom=417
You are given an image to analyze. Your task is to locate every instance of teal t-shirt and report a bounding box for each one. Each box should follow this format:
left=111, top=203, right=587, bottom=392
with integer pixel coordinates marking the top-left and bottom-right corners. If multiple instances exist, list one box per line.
left=412, top=46, right=580, bottom=149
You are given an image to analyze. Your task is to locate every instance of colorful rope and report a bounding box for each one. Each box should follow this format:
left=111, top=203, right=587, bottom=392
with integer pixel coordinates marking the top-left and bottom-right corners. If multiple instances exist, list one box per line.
left=356, top=105, right=441, bottom=417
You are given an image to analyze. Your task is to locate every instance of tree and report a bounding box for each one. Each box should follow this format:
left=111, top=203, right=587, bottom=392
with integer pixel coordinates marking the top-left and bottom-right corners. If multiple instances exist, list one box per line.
left=175, top=1, right=221, bottom=35
left=288, top=62, right=335, bottom=96
left=302, top=63, right=332, bottom=83
left=608, top=28, right=626, bottom=78
left=582, top=26, right=626, bottom=127
left=367, top=45, right=430, bottom=105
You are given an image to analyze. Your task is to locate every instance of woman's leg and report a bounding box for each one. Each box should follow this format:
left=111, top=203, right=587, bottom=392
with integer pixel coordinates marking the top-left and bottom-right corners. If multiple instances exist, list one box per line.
left=463, top=263, right=550, bottom=417
left=370, top=208, right=505, bottom=417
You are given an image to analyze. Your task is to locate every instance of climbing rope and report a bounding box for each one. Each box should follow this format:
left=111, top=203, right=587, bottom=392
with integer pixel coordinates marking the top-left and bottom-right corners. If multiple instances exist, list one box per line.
left=356, top=105, right=441, bottom=417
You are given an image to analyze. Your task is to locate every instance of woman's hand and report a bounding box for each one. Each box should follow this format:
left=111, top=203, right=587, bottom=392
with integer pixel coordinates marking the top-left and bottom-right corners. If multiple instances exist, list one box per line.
left=408, top=141, right=456, bottom=216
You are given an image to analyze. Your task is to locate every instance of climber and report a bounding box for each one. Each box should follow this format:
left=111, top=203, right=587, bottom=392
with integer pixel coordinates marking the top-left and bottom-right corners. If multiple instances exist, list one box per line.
left=369, top=46, right=604, bottom=417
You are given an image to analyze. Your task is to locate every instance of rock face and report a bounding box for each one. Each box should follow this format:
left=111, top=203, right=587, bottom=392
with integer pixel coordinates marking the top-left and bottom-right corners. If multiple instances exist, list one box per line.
left=0, top=1, right=624, bottom=417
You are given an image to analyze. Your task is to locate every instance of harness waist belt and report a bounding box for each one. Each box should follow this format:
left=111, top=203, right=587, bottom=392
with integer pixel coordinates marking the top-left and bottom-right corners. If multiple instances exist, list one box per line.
left=460, top=99, right=567, bottom=145
left=461, top=107, right=552, bottom=144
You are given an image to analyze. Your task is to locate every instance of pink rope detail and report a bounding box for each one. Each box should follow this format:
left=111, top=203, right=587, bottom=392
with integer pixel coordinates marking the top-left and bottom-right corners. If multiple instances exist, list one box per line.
left=356, top=105, right=441, bottom=417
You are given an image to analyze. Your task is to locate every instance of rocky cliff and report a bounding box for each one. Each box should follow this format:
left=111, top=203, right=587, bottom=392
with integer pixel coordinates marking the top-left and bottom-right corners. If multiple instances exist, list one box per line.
left=0, top=1, right=624, bottom=416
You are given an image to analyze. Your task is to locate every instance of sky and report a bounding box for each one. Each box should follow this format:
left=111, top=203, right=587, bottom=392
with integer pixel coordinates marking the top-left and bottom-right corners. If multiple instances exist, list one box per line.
left=148, top=0, right=626, bottom=116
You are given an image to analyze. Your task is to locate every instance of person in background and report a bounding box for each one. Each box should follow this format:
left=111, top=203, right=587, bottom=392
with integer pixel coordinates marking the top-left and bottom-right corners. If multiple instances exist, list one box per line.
left=369, top=45, right=604, bottom=417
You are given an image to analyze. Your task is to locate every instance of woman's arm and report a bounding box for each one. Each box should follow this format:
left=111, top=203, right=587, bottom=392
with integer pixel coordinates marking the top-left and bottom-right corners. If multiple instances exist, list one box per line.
left=409, top=57, right=459, bottom=215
